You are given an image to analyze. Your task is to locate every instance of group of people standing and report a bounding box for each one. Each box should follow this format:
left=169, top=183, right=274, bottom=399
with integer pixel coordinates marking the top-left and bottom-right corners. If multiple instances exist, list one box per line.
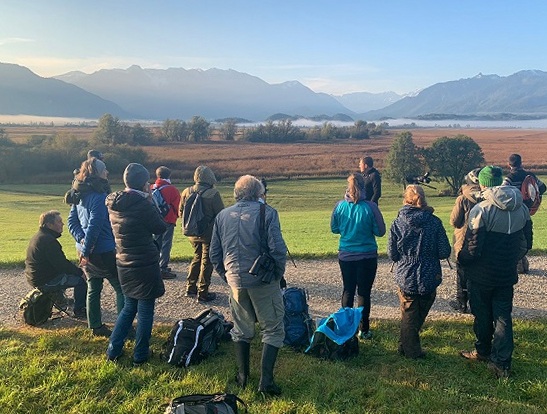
left=332, top=154, right=539, bottom=379
left=23, top=150, right=541, bottom=387
left=23, top=153, right=287, bottom=393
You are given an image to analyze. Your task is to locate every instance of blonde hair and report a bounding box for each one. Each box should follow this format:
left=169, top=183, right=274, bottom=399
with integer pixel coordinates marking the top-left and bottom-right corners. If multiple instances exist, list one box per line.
left=403, top=185, right=430, bottom=210
left=347, top=173, right=365, bottom=203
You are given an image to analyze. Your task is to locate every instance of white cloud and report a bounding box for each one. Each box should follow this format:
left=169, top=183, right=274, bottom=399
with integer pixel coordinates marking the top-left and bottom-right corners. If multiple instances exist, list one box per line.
left=0, top=37, right=34, bottom=46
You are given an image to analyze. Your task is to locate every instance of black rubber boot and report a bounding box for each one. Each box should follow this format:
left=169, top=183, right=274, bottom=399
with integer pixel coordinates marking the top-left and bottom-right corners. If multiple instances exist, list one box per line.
left=234, top=341, right=250, bottom=388
left=258, top=344, right=281, bottom=396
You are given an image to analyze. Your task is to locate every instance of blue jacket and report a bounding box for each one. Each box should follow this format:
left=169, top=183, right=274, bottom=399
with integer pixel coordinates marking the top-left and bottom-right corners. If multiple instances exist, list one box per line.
left=331, top=194, right=386, bottom=258
left=388, top=205, right=451, bottom=295
left=68, top=181, right=115, bottom=257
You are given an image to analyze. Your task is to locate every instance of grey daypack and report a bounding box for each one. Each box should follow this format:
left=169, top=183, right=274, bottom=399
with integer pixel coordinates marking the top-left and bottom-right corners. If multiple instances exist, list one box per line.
left=182, top=188, right=207, bottom=237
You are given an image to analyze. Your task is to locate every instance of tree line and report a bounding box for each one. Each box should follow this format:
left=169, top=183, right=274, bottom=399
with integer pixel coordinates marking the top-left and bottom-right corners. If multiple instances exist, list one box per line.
left=0, top=119, right=485, bottom=192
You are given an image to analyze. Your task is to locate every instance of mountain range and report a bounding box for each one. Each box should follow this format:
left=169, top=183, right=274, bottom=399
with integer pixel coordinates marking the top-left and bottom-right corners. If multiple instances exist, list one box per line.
left=2, top=61, right=547, bottom=122
left=0, top=63, right=129, bottom=118
left=363, top=71, right=547, bottom=120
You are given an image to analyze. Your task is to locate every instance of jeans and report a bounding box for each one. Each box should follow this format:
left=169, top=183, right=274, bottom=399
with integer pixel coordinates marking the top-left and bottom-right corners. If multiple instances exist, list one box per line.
left=187, top=240, right=213, bottom=294
left=40, top=273, right=87, bottom=310
left=397, top=288, right=436, bottom=358
left=469, top=281, right=514, bottom=369
left=87, top=277, right=124, bottom=329
left=107, top=296, right=156, bottom=363
left=83, top=250, right=125, bottom=329
left=154, top=223, right=175, bottom=271
left=339, top=258, right=377, bottom=333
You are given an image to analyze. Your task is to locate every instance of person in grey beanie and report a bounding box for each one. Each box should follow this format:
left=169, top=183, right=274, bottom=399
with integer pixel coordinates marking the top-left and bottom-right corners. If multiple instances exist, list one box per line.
left=106, top=163, right=167, bottom=366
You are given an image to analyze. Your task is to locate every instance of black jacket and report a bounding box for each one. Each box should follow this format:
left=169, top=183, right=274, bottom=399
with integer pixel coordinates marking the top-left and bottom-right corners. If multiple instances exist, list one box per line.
left=362, top=167, right=382, bottom=204
left=458, top=186, right=532, bottom=287
left=106, top=190, right=167, bottom=300
left=25, top=227, right=83, bottom=287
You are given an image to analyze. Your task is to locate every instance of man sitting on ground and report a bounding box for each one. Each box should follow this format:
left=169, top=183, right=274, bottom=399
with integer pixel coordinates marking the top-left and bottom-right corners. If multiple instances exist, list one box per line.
left=25, top=210, right=87, bottom=318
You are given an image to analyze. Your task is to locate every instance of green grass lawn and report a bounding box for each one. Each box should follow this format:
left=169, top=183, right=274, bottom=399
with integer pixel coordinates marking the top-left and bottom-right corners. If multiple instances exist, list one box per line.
left=1, top=179, right=547, bottom=412
left=1, top=178, right=546, bottom=266
left=1, top=318, right=546, bottom=413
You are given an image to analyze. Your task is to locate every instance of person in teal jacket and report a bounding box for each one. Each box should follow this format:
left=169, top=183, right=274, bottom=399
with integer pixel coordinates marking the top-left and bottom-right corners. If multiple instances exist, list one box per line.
left=331, top=173, right=386, bottom=340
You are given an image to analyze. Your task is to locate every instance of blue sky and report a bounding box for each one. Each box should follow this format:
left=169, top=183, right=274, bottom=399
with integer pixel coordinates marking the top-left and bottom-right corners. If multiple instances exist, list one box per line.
left=1, top=1, right=546, bottom=95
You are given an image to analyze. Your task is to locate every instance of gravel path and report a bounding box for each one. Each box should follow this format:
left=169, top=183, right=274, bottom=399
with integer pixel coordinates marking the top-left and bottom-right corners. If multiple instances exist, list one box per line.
left=2, top=257, right=546, bottom=329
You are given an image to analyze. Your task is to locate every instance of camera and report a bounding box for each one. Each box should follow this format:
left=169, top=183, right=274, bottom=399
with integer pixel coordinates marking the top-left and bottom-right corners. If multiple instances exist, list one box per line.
left=406, top=171, right=431, bottom=185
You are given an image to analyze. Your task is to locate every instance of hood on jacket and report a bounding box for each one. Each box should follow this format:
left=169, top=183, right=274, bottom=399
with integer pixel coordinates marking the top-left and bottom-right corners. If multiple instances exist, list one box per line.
left=482, top=185, right=523, bottom=212
left=398, top=205, right=434, bottom=228
left=73, top=176, right=110, bottom=194
left=193, top=165, right=217, bottom=186
left=106, top=190, right=148, bottom=213
left=460, top=183, right=482, bottom=204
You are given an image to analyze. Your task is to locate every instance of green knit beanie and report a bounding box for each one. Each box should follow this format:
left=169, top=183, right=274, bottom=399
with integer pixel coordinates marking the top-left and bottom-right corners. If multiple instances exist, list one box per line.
left=478, top=165, right=503, bottom=187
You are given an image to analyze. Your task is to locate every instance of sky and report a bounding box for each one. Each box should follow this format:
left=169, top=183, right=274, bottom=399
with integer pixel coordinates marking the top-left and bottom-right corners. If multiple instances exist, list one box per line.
left=1, top=1, right=547, bottom=95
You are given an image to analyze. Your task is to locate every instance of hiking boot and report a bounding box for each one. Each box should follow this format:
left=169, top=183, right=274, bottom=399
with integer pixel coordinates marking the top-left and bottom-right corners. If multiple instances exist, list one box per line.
left=161, top=271, right=177, bottom=280
left=92, top=324, right=112, bottom=338
left=133, top=349, right=154, bottom=367
left=107, top=350, right=124, bottom=363
left=460, top=350, right=489, bottom=362
left=197, top=292, right=217, bottom=303
left=449, top=300, right=468, bottom=314
left=72, top=307, right=87, bottom=320
left=487, top=362, right=510, bottom=378
left=358, top=330, right=373, bottom=340
left=185, top=288, right=198, bottom=298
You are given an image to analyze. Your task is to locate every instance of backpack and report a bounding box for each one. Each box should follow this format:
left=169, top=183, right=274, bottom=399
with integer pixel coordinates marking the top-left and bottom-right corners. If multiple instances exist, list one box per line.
left=521, top=175, right=542, bottom=215
left=282, top=287, right=316, bottom=349
left=182, top=188, right=207, bottom=237
left=163, top=393, right=247, bottom=414
left=160, top=309, right=233, bottom=367
left=19, top=288, right=55, bottom=326
left=152, top=184, right=172, bottom=217
left=305, top=307, right=361, bottom=361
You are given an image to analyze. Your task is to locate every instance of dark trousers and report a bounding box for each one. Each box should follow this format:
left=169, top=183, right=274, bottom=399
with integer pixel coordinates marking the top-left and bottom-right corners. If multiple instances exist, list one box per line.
left=455, top=262, right=469, bottom=308
left=339, top=257, right=377, bottom=333
left=469, top=281, right=514, bottom=369
left=397, top=288, right=436, bottom=358
left=187, top=240, right=213, bottom=294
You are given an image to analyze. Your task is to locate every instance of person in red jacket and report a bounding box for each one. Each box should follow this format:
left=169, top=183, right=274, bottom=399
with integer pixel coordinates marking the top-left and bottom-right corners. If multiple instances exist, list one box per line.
left=152, top=166, right=181, bottom=280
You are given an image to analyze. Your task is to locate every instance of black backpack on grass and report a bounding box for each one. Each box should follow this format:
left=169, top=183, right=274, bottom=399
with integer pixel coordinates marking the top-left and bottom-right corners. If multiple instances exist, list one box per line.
left=160, top=309, right=233, bottom=367
left=19, top=288, right=54, bottom=326
left=163, top=393, right=247, bottom=414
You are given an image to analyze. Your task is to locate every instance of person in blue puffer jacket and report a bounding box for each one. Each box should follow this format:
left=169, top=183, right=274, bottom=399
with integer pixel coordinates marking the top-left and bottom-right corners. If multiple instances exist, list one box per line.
left=388, top=184, right=451, bottom=359
left=331, top=173, right=386, bottom=341
left=68, top=157, right=124, bottom=337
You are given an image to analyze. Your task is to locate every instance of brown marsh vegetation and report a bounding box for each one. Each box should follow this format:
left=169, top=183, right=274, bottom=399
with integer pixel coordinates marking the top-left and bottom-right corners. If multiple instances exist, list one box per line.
left=4, top=126, right=547, bottom=180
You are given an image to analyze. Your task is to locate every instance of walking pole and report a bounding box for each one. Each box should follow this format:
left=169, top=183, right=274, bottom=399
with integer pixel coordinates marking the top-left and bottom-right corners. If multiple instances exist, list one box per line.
left=287, top=246, right=297, bottom=268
